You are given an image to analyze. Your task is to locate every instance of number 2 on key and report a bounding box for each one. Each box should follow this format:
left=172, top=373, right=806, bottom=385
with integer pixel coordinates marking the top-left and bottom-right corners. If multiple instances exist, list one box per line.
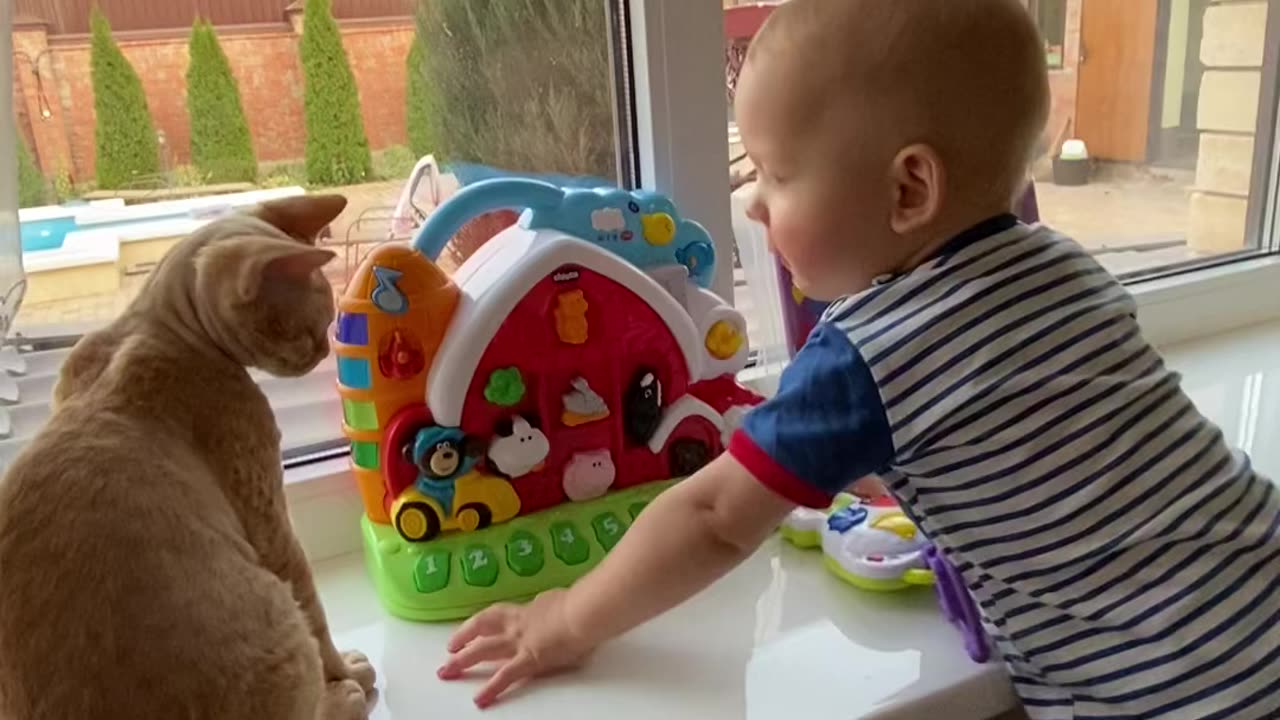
left=469, top=549, right=489, bottom=568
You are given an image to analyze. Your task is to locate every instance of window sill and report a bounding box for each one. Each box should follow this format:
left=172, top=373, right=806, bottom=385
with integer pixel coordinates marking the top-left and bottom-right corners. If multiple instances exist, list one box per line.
left=1129, top=254, right=1280, bottom=347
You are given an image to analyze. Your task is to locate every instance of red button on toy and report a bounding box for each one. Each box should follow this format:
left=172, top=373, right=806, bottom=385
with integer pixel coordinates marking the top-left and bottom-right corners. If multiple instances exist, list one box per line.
left=379, top=328, right=426, bottom=380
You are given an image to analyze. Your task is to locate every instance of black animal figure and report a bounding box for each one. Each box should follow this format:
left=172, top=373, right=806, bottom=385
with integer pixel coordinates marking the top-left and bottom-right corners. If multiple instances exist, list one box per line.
left=625, top=368, right=663, bottom=445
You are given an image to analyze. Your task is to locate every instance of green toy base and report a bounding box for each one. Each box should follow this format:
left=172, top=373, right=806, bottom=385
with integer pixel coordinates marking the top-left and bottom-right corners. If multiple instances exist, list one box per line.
left=363, top=481, right=676, bottom=621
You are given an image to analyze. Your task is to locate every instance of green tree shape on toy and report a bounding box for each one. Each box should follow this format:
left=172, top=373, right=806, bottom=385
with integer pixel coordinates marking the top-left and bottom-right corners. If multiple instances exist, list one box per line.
left=485, top=368, right=526, bottom=407
left=405, top=35, right=438, bottom=160
left=300, top=0, right=373, bottom=186
left=186, top=20, right=258, bottom=184
left=15, top=131, right=48, bottom=208
left=90, top=8, right=160, bottom=190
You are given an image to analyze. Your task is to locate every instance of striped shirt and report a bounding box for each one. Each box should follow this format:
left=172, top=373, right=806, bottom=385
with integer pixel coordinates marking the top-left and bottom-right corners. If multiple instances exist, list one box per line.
left=729, top=217, right=1280, bottom=720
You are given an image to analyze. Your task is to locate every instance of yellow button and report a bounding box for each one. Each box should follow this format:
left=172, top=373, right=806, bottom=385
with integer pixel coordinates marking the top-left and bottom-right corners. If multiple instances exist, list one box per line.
left=705, top=320, right=744, bottom=360
left=642, top=213, right=676, bottom=246
left=871, top=512, right=917, bottom=540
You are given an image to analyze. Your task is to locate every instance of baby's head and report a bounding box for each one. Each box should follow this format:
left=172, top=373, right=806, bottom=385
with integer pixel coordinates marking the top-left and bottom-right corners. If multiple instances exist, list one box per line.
left=739, top=0, right=1049, bottom=300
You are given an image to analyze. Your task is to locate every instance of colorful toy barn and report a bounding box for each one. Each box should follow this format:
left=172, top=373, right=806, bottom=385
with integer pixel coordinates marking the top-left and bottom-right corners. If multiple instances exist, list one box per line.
left=335, top=179, right=762, bottom=620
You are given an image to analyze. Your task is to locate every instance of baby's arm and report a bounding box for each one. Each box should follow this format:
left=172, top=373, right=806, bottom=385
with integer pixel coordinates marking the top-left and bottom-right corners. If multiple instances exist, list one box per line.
left=442, top=322, right=892, bottom=708
left=439, top=452, right=794, bottom=706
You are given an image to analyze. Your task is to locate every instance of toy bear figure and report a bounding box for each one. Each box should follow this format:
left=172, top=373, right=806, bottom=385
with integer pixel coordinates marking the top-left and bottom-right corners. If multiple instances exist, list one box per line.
left=625, top=369, right=663, bottom=445
left=407, top=427, right=478, bottom=514
left=563, top=450, right=617, bottom=502
left=488, top=415, right=550, bottom=478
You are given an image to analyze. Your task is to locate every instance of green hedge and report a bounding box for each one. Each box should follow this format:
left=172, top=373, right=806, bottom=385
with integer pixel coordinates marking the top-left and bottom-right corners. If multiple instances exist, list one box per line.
left=187, top=20, right=257, bottom=183
left=90, top=8, right=160, bottom=189
left=405, top=35, right=436, bottom=160
left=413, top=0, right=615, bottom=179
left=301, top=0, right=372, bottom=186
left=16, top=132, right=48, bottom=208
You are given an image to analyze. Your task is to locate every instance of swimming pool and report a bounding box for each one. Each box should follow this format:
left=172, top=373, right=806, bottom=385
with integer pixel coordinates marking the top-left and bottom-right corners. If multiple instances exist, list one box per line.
left=19, top=214, right=199, bottom=253
left=18, top=189, right=306, bottom=255
left=20, top=216, right=78, bottom=253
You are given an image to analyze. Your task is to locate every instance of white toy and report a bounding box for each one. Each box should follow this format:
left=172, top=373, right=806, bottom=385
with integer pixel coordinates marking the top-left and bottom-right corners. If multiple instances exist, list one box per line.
left=781, top=494, right=935, bottom=592
left=487, top=415, right=550, bottom=478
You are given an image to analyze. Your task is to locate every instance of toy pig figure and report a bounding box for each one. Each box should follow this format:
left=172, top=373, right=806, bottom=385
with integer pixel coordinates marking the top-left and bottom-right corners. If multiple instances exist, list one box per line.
left=563, top=450, right=616, bottom=502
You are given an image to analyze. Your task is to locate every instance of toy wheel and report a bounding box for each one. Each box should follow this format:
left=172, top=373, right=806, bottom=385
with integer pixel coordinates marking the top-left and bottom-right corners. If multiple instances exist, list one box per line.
left=669, top=439, right=711, bottom=477
left=456, top=503, right=493, bottom=533
left=395, top=502, right=441, bottom=542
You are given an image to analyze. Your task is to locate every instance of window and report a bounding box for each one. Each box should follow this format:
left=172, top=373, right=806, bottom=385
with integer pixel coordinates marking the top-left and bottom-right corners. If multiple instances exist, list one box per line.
left=722, top=0, right=1280, bottom=361
left=5, top=0, right=630, bottom=471
left=1035, top=0, right=1279, bottom=280
left=9, top=0, right=1280, bottom=484
left=1031, top=0, right=1068, bottom=69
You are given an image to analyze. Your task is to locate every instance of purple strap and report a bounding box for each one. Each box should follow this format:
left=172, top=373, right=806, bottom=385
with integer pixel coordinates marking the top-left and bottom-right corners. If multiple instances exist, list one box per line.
left=925, top=545, right=989, bottom=663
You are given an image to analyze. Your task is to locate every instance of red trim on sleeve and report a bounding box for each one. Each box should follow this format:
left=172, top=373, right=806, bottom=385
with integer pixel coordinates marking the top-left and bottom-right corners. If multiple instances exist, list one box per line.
left=728, top=430, right=833, bottom=509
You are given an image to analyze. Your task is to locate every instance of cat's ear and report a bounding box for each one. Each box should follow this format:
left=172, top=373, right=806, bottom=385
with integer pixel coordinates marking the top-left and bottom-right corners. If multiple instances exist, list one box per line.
left=234, top=239, right=335, bottom=302
left=251, top=195, right=347, bottom=244
left=263, top=247, right=336, bottom=281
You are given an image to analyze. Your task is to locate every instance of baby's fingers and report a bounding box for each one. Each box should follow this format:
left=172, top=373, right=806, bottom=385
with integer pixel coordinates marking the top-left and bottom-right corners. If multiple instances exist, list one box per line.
left=438, top=636, right=516, bottom=680
left=474, top=652, right=537, bottom=709
left=448, top=605, right=515, bottom=653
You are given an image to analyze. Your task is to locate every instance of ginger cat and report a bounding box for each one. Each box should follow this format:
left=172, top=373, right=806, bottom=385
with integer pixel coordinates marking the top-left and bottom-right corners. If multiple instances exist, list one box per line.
left=0, top=196, right=375, bottom=719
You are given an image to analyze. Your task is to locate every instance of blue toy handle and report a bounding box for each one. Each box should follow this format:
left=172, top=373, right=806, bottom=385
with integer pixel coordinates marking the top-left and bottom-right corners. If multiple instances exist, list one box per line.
left=411, top=178, right=567, bottom=261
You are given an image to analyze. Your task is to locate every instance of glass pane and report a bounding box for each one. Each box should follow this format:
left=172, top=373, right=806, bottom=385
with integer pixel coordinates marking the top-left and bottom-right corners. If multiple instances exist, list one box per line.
left=1035, top=0, right=1279, bottom=279
left=1033, top=0, right=1068, bottom=69
left=9, top=0, right=627, bottom=457
left=724, top=0, right=1280, bottom=362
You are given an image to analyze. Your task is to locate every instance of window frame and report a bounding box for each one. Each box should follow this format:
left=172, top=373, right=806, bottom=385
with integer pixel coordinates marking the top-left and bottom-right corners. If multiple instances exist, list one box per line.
left=8, top=1, right=1280, bottom=560
left=1028, top=0, right=1068, bottom=70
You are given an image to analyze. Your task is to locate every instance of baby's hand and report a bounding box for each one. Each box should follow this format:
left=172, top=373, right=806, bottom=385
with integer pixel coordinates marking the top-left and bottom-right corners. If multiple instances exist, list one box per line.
left=438, top=589, right=595, bottom=708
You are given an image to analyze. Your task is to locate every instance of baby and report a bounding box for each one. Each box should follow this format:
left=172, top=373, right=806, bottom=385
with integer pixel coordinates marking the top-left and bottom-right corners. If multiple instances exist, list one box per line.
left=440, top=1, right=1280, bottom=718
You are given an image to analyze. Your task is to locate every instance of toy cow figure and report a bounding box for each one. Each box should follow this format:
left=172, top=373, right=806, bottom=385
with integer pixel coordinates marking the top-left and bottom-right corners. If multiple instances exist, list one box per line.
left=488, top=415, right=550, bottom=478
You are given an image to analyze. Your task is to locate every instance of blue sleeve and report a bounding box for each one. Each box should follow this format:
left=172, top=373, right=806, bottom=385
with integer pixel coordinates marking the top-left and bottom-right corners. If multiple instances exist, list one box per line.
left=728, top=322, right=894, bottom=507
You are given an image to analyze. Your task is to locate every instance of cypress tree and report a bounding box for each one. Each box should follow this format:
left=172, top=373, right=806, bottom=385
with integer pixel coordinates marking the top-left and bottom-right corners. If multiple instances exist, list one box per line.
left=90, top=8, right=160, bottom=189
left=186, top=19, right=257, bottom=183
left=300, top=0, right=372, bottom=185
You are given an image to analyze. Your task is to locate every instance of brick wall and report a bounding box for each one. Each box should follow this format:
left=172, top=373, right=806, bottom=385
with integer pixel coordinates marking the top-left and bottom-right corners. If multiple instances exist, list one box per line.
left=15, top=16, right=412, bottom=182
left=1188, top=0, right=1269, bottom=253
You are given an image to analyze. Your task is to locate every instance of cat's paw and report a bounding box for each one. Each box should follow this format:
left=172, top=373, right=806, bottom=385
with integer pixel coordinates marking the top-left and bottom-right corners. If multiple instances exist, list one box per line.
left=341, top=650, right=376, bottom=695
left=318, top=679, right=367, bottom=720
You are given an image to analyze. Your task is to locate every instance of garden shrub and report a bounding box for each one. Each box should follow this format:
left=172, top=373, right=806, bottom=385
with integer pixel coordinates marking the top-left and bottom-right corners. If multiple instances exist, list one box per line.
left=91, top=8, right=160, bottom=189
left=187, top=20, right=258, bottom=183
left=301, top=0, right=373, bottom=186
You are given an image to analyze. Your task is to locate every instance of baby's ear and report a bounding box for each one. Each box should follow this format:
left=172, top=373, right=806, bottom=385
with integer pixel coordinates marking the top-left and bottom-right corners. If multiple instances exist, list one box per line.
left=251, top=194, right=347, bottom=244
left=233, top=238, right=335, bottom=302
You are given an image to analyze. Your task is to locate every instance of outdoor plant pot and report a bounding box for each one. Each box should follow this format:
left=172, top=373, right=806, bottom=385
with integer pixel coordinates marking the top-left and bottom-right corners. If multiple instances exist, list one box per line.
left=1053, top=156, right=1091, bottom=186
